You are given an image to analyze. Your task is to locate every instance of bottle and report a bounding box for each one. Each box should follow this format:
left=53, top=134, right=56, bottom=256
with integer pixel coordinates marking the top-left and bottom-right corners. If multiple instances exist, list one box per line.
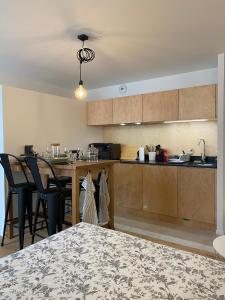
left=139, top=146, right=145, bottom=162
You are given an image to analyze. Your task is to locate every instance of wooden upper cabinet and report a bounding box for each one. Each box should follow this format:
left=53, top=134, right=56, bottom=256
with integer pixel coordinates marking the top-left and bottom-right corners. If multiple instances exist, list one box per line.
left=179, top=84, right=216, bottom=120
left=113, top=95, right=142, bottom=124
left=114, top=163, right=143, bottom=211
left=143, top=90, right=178, bottom=122
left=87, top=99, right=113, bottom=125
left=142, top=165, right=178, bottom=217
left=178, top=168, right=216, bottom=224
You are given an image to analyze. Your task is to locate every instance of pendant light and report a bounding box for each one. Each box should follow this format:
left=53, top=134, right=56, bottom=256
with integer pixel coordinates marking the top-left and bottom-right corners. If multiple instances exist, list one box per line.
left=74, top=34, right=95, bottom=100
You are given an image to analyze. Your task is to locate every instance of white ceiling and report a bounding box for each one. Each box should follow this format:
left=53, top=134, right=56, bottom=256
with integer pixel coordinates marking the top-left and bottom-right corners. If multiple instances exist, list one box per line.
left=0, top=0, right=225, bottom=97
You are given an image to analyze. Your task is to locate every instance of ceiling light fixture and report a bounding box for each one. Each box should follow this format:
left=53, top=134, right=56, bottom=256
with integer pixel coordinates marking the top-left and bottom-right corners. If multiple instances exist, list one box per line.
left=74, top=34, right=95, bottom=100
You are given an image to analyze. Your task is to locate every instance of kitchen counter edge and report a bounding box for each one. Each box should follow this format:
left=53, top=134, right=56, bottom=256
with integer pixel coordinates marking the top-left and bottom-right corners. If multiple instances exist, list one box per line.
left=120, top=160, right=217, bottom=169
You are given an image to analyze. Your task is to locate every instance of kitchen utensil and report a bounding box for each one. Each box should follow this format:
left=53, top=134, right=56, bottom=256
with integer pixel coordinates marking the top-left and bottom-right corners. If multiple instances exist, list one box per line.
left=149, top=152, right=156, bottom=161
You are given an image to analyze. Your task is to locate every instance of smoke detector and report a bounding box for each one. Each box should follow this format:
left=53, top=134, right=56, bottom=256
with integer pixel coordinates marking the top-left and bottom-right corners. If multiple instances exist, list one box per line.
left=119, top=84, right=127, bottom=94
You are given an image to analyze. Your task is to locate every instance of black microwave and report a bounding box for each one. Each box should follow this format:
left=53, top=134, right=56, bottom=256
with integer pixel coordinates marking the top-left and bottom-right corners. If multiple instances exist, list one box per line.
left=89, top=143, right=121, bottom=160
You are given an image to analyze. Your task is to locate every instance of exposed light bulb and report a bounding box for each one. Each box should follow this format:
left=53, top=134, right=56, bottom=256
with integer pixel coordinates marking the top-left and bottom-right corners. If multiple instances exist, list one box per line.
left=74, top=82, right=88, bottom=100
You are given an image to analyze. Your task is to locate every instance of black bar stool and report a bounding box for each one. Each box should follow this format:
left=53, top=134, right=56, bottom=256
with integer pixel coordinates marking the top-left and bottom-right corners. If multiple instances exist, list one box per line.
left=26, top=156, right=71, bottom=242
left=0, top=153, right=36, bottom=250
left=48, top=176, right=71, bottom=188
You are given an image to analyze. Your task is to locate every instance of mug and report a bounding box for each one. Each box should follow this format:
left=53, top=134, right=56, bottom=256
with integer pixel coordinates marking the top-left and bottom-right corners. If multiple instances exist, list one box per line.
left=149, top=152, right=156, bottom=161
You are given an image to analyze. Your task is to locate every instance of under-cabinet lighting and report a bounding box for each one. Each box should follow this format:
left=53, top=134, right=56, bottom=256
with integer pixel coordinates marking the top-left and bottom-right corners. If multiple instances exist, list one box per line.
left=164, top=119, right=209, bottom=124
left=120, top=123, right=126, bottom=126
left=135, top=122, right=141, bottom=125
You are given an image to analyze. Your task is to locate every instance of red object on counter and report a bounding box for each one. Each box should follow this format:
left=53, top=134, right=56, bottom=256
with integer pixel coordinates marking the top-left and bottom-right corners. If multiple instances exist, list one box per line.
left=163, top=150, right=169, bottom=162
left=155, top=145, right=168, bottom=162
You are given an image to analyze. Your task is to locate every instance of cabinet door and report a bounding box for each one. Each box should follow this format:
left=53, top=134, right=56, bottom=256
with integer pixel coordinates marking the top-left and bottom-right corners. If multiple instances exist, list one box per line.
left=114, top=163, right=142, bottom=210
left=178, top=168, right=216, bottom=224
left=142, top=165, right=178, bottom=217
left=143, top=90, right=178, bottom=122
left=87, top=99, right=112, bottom=125
left=113, top=95, right=142, bottom=124
left=179, top=85, right=216, bottom=120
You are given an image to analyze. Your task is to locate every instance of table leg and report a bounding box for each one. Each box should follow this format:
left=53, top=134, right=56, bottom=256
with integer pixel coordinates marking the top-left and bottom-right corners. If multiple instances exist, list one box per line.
left=108, top=165, right=115, bottom=230
left=72, top=170, right=80, bottom=224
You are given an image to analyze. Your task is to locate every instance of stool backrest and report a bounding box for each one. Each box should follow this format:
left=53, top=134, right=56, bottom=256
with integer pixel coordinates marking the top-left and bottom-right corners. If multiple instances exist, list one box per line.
left=0, top=153, right=29, bottom=188
left=26, top=156, right=62, bottom=194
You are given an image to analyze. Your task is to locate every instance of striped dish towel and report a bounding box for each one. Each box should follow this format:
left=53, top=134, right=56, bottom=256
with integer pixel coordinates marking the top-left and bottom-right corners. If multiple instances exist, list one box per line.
left=81, top=173, right=98, bottom=225
left=98, top=170, right=110, bottom=226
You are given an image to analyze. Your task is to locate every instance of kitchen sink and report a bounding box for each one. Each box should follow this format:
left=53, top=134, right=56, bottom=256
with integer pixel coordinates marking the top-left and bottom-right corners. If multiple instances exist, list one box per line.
left=193, top=163, right=214, bottom=166
left=168, top=159, right=187, bottom=164
left=187, top=161, right=214, bottom=167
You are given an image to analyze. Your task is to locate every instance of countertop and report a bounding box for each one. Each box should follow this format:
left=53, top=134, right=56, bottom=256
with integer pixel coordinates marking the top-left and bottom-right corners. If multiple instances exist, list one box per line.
left=120, top=158, right=217, bottom=169
left=11, top=159, right=118, bottom=170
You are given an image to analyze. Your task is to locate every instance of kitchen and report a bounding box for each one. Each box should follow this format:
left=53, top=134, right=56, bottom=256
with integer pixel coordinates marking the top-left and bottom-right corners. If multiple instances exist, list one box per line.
left=87, top=83, right=218, bottom=253
left=0, top=1, right=225, bottom=298
left=0, top=70, right=220, bottom=255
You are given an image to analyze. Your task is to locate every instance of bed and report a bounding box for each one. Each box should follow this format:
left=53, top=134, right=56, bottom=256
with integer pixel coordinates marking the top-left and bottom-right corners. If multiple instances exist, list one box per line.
left=0, top=223, right=224, bottom=299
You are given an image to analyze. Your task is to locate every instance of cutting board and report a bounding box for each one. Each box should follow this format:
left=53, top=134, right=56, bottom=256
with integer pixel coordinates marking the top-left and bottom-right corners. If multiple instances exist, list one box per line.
left=121, top=144, right=138, bottom=160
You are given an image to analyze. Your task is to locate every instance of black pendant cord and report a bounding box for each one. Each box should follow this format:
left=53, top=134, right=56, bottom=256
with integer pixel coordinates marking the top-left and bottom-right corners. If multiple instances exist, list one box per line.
left=76, top=34, right=95, bottom=87
left=77, top=37, right=95, bottom=64
left=79, top=61, right=83, bottom=85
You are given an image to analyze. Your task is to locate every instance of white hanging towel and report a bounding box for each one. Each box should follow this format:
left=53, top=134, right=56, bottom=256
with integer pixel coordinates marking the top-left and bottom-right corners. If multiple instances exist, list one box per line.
left=98, top=170, right=110, bottom=226
left=79, top=190, right=85, bottom=220
left=81, top=173, right=98, bottom=225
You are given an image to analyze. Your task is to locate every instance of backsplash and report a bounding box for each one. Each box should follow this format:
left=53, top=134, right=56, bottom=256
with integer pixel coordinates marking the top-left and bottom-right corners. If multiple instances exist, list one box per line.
left=103, top=121, right=217, bottom=156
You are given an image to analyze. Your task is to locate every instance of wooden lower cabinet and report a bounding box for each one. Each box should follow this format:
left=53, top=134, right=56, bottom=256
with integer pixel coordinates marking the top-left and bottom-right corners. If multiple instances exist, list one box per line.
left=142, top=165, right=178, bottom=217
left=114, top=163, right=216, bottom=227
left=178, top=168, right=216, bottom=224
left=114, top=163, right=143, bottom=210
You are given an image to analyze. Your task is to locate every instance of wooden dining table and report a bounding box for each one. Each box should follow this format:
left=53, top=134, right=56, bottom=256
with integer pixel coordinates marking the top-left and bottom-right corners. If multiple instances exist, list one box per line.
left=9, top=159, right=118, bottom=238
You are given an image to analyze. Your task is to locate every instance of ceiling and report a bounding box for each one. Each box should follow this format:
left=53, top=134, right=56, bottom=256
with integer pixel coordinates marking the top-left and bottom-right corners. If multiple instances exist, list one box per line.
left=0, top=0, right=225, bottom=97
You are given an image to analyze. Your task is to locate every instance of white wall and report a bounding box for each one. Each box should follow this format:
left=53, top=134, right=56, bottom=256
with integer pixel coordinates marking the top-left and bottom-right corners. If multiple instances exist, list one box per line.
left=88, top=68, right=217, bottom=100
left=0, top=86, right=5, bottom=234
left=217, top=54, right=225, bottom=235
left=2, top=86, right=103, bottom=155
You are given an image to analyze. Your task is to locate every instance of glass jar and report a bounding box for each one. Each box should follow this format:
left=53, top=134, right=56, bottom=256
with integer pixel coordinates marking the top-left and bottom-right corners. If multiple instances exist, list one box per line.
left=94, top=148, right=98, bottom=161
left=51, top=143, right=60, bottom=157
left=88, top=144, right=98, bottom=161
left=87, top=149, right=91, bottom=162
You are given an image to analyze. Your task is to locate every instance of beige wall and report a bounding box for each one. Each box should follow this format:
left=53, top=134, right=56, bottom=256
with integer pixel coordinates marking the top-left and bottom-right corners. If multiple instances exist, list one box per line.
left=3, top=86, right=103, bottom=155
left=103, top=121, right=217, bottom=156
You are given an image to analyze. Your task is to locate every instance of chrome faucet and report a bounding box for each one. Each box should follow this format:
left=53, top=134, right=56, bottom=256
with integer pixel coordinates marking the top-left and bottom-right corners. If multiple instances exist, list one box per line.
left=198, top=138, right=206, bottom=162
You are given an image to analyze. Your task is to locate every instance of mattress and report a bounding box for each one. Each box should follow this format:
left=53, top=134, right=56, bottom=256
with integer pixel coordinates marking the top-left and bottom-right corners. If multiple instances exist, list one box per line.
left=0, top=222, right=224, bottom=299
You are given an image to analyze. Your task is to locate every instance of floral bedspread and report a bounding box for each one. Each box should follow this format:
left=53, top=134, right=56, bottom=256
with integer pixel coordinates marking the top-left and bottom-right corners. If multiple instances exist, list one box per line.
left=0, top=222, right=225, bottom=299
